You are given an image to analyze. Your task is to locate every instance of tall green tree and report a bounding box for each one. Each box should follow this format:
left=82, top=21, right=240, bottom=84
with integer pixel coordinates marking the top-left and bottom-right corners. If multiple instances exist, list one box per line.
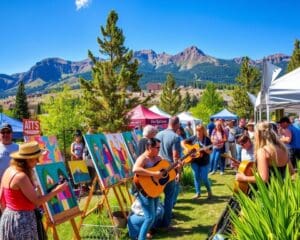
left=229, top=86, right=253, bottom=118
left=190, top=82, right=224, bottom=123
left=159, top=73, right=182, bottom=115
left=235, top=57, right=261, bottom=94
left=182, top=91, right=193, bottom=111
left=39, top=86, right=84, bottom=157
left=13, top=81, right=30, bottom=120
left=287, top=39, right=300, bottom=73
left=80, top=10, right=144, bottom=133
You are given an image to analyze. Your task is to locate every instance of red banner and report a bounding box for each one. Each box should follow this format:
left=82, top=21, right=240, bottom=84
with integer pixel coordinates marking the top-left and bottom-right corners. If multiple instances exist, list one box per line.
left=23, top=119, right=41, bottom=136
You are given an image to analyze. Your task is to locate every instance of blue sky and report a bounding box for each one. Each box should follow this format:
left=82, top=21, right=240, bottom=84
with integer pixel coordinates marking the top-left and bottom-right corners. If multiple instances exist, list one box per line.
left=1, top=0, right=300, bottom=74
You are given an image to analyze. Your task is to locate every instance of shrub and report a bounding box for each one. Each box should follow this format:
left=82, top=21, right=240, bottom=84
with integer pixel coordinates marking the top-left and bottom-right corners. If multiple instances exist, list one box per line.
left=181, top=165, right=194, bottom=186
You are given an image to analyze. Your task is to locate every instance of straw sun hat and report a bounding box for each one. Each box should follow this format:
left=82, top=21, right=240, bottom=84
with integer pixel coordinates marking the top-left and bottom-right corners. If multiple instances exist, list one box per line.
left=10, top=141, right=43, bottom=160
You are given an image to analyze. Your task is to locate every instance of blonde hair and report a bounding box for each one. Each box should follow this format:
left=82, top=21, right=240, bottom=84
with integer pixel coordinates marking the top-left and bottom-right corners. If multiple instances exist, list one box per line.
left=254, top=122, right=288, bottom=163
left=196, top=124, right=208, bottom=137
left=10, top=159, right=34, bottom=184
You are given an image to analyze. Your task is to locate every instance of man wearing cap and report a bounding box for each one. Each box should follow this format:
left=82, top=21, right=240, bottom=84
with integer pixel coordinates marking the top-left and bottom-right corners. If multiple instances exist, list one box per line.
left=0, top=123, right=19, bottom=179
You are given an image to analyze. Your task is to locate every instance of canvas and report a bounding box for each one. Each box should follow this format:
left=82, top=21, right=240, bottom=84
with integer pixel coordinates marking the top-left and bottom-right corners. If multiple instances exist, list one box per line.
left=84, top=133, right=122, bottom=188
left=34, top=162, right=80, bottom=223
left=122, top=131, right=138, bottom=162
left=106, top=133, right=134, bottom=179
left=68, top=160, right=91, bottom=184
left=24, top=135, right=64, bottom=163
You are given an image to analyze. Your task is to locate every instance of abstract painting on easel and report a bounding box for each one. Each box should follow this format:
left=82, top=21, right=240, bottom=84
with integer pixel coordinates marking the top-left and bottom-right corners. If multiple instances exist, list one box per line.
left=122, top=131, right=138, bottom=162
left=68, top=160, right=91, bottom=184
left=24, top=135, right=64, bottom=163
left=84, top=133, right=122, bottom=188
left=34, top=162, right=80, bottom=223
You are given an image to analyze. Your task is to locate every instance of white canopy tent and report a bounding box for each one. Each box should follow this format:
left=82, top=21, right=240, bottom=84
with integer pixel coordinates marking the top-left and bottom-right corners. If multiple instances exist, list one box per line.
left=149, top=105, right=172, bottom=118
left=177, top=112, right=202, bottom=135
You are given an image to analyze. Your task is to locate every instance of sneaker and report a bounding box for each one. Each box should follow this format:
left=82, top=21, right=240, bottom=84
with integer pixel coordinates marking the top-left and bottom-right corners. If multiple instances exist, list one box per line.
left=209, top=171, right=215, bottom=175
left=207, top=191, right=213, bottom=200
left=192, top=194, right=200, bottom=199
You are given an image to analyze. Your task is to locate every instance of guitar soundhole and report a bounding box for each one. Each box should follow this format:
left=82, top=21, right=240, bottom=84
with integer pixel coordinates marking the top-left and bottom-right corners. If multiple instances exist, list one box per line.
left=159, top=174, right=169, bottom=185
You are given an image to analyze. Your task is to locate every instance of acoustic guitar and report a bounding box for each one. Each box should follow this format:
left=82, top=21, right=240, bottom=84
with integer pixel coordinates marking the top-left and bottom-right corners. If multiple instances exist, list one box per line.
left=133, top=149, right=196, bottom=198
left=221, top=153, right=255, bottom=194
left=182, top=143, right=213, bottom=164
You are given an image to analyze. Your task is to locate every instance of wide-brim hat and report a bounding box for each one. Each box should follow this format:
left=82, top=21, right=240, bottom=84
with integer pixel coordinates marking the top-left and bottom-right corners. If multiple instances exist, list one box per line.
left=10, top=141, right=43, bottom=160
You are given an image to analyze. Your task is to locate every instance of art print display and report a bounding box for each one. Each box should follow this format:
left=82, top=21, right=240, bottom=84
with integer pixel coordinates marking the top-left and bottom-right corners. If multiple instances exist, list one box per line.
left=68, top=160, right=91, bottom=184
left=84, top=134, right=122, bottom=188
left=34, top=162, right=80, bottom=223
left=132, top=129, right=143, bottom=143
left=24, top=135, right=64, bottom=163
left=106, top=133, right=134, bottom=179
left=122, top=131, right=138, bottom=162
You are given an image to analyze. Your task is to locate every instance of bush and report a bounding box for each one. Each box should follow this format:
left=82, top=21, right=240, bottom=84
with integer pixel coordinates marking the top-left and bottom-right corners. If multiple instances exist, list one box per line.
left=229, top=167, right=300, bottom=240
left=181, top=165, right=194, bottom=186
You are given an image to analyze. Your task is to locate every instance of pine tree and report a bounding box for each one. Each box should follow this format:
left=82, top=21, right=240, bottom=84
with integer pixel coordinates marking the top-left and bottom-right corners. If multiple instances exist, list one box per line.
left=182, top=91, right=192, bottom=111
left=13, top=81, right=29, bottom=120
left=159, top=73, right=182, bottom=115
left=287, top=39, right=300, bottom=73
left=80, top=10, right=145, bottom=133
left=235, top=57, right=261, bottom=94
left=229, top=86, right=253, bottom=118
left=190, top=82, right=223, bottom=123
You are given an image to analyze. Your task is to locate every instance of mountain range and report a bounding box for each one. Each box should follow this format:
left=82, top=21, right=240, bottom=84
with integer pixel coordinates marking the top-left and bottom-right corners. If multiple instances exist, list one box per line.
left=0, top=46, right=290, bottom=97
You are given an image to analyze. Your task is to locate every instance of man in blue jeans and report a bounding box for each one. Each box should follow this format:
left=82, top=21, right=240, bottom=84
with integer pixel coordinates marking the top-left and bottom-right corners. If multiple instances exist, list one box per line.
left=156, top=116, right=181, bottom=228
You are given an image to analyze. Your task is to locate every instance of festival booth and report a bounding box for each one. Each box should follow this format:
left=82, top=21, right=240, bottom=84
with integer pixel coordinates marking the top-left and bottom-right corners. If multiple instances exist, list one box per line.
left=128, top=105, right=169, bottom=129
left=149, top=105, right=172, bottom=118
left=0, top=113, right=23, bottom=139
left=177, top=112, right=201, bottom=135
left=210, top=109, right=238, bottom=121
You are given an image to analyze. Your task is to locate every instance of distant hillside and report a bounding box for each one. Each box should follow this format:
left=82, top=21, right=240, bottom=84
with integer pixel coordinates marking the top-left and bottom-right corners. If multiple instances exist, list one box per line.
left=0, top=46, right=290, bottom=97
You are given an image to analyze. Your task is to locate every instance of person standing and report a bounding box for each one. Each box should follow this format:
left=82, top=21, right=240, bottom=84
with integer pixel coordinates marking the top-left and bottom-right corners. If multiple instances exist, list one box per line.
left=235, top=118, right=248, bottom=161
left=184, top=121, right=193, bottom=138
left=132, top=138, right=163, bottom=240
left=0, top=141, right=68, bottom=239
left=207, top=118, right=215, bottom=137
left=0, top=123, right=19, bottom=179
left=156, top=116, right=181, bottom=228
left=137, top=125, right=157, bottom=156
left=182, top=124, right=212, bottom=199
left=70, top=131, right=84, bottom=160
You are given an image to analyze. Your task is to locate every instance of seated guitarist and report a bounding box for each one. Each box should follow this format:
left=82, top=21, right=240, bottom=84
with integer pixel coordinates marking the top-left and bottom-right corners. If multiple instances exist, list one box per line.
left=132, top=138, right=164, bottom=239
left=182, top=124, right=213, bottom=199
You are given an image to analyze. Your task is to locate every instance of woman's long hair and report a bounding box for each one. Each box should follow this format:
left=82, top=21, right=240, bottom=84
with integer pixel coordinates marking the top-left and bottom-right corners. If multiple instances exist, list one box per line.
left=254, top=122, right=288, bottom=163
left=10, top=159, right=34, bottom=184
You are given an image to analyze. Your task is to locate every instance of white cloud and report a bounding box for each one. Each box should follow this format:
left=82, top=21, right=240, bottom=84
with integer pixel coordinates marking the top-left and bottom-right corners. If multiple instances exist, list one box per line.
left=75, top=0, right=91, bottom=10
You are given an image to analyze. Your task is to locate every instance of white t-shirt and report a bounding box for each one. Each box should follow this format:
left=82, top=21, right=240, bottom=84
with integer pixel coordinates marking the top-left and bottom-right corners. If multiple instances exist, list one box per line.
left=0, top=142, right=19, bottom=178
left=241, top=146, right=255, bottom=162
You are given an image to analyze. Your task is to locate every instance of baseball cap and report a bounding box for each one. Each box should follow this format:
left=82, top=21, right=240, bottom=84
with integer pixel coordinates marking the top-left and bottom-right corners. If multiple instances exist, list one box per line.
left=0, top=123, right=12, bottom=132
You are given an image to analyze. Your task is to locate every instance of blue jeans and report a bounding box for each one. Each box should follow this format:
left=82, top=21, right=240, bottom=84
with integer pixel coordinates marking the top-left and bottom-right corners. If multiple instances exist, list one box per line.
left=236, top=144, right=242, bottom=162
left=172, top=181, right=180, bottom=207
left=210, top=148, right=222, bottom=172
left=137, top=192, right=159, bottom=240
left=191, top=162, right=211, bottom=194
left=161, top=180, right=175, bottom=227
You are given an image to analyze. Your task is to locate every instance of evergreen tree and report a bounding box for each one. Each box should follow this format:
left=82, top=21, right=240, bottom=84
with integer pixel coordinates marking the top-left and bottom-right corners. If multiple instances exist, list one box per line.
left=13, top=81, right=29, bottom=120
left=159, top=73, right=182, bottom=115
left=182, top=91, right=192, bottom=111
left=229, top=86, right=253, bottom=118
left=235, top=57, right=261, bottom=94
left=190, top=82, right=223, bottom=123
left=287, top=39, right=300, bottom=73
left=80, top=10, right=145, bottom=133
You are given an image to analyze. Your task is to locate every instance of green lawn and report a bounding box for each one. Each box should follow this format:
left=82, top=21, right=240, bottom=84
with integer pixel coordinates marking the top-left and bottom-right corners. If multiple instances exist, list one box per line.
left=48, top=169, right=236, bottom=239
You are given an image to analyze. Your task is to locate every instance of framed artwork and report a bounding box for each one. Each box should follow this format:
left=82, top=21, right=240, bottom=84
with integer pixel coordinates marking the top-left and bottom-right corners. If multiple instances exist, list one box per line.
left=122, top=131, right=138, bottom=162
left=84, top=134, right=122, bottom=188
left=34, top=162, right=80, bottom=223
left=106, top=133, right=134, bottom=179
left=68, top=160, right=91, bottom=184
left=24, top=135, right=64, bottom=163
left=132, top=129, right=143, bottom=143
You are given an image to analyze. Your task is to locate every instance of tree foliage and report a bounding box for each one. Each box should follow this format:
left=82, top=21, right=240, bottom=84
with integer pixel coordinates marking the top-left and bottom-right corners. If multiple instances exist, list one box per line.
left=235, top=57, right=261, bottom=94
left=80, top=10, right=145, bottom=133
left=190, top=82, right=224, bottom=123
left=287, top=39, right=300, bottom=73
left=229, top=86, right=253, bottom=118
left=182, top=91, right=193, bottom=111
left=13, top=81, right=30, bottom=120
left=159, top=73, right=182, bottom=115
left=39, top=86, right=84, bottom=157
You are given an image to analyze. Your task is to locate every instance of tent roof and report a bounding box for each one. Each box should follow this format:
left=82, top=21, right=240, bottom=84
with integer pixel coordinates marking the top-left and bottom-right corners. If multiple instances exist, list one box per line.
left=128, top=105, right=169, bottom=127
left=149, top=105, right=171, bottom=118
left=177, top=112, right=201, bottom=122
left=0, top=113, right=23, bottom=139
left=210, top=109, right=238, bottom=120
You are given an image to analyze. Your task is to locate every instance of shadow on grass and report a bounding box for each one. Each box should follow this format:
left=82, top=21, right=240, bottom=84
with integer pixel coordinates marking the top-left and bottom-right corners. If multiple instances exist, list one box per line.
left=177, top=195, right=231, bottom=205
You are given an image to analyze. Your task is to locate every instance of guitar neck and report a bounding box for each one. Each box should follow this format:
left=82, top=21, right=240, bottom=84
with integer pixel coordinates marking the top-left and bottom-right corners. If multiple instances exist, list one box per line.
left=165, top=150, right=194, bottom=172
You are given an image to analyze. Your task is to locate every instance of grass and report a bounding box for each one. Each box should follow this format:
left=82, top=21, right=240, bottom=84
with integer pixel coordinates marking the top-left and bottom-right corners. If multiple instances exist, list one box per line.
left=47, top=169, right=236, bottom=240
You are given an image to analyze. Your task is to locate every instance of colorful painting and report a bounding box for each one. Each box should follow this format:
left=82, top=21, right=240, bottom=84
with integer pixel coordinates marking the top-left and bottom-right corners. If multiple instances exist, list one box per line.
left=34, top=162, right=80, bottom=223
left=122, top=131, right=138, bottom=162
left=132, top=129, right=143, bottom=143
left=68, top=160, right=91, bottom=184
left=106, top=133, right=134, bottom=179
left=24, top=135, right=64, bottom=163
left=84, top=133, right=122, bottom=188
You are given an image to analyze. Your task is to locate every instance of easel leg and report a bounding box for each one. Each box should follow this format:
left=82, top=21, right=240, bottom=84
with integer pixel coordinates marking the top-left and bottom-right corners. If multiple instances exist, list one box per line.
left=70, top=218, right=81, bottom=240
left=52, top=226, right=59, bottom=240
left=112, top=186, right=127, bottom=219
